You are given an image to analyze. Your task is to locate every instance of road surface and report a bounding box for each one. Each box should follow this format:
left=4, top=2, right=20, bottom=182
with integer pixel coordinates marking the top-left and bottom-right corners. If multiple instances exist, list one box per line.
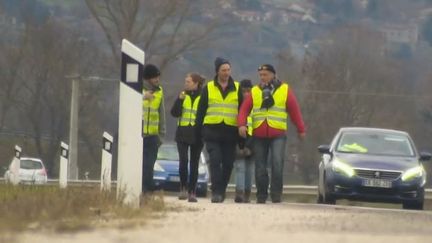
left=10, top=196, right=432, bottom=243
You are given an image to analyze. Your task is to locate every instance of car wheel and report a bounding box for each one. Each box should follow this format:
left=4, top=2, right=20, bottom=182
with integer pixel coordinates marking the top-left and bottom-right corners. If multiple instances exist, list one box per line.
left=403, top=200, right=424, bottom=210
left=323, top=173, right=336, bottom=205
left=403, top=188, right=424, bottom=210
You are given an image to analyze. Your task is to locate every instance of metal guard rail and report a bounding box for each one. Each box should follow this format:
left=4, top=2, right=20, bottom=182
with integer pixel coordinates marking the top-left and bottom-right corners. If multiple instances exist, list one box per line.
left=1, top=178, right=431, bottom=200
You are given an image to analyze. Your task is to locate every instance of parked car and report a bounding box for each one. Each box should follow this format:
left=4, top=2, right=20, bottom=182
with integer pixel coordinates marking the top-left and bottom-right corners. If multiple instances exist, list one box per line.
left=4, top=157, right=48, bottom=185
left=153, top=144, right=209, bottom=197
left=317, top=127, right=431, bottom=210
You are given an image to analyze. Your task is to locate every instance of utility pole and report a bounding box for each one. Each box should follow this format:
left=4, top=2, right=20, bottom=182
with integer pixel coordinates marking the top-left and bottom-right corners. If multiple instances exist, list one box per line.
left=66, top=74, right=80, bottom=180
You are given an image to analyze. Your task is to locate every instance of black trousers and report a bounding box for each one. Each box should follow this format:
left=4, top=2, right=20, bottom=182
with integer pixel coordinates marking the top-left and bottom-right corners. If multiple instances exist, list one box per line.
left=177, top=141, right=203, bottom=193
left=205, top=140, right=237, bottom=196
left=142, top=135, right=159, bottom=193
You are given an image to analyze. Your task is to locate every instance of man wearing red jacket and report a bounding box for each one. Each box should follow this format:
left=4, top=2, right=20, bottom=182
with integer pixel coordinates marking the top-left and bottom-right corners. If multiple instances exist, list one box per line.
left=238, top=64, right=306, bottom=203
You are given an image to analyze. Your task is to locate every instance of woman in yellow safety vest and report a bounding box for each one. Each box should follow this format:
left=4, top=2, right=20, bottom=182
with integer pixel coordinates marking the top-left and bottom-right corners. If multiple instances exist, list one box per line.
left=170, top=73, right=205, bottom=202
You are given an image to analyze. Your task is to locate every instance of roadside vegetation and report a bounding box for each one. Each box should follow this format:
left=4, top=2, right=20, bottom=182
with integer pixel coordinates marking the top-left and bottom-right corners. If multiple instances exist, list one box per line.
left=0, top=184, right=166, bottom=232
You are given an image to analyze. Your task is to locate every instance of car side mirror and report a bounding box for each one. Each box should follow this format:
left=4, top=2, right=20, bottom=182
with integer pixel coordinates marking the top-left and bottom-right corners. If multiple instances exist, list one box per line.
left=419, top=152, right=432, bottom=161
left=318, top=145, right=331, bottom=154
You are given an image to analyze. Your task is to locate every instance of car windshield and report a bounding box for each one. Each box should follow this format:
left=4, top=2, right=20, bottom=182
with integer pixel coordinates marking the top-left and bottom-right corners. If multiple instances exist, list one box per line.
left=20, top=160, right=43, bottom=169
left=157, top=145, right=179, bottom=160
left=336, top=131, right=415, bottom=157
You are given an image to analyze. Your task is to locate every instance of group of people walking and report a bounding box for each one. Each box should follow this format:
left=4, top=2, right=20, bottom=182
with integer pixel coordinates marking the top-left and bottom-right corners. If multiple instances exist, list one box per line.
left=140, top=57, right=306, bottom=204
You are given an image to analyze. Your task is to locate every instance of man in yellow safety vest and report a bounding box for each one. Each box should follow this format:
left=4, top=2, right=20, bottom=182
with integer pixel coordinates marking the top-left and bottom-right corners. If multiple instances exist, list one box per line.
left=196, top=57, right=243, bottom=203
left=238, top=64, right=306, bottom=203
left=142, top=63, right=166, bottom=194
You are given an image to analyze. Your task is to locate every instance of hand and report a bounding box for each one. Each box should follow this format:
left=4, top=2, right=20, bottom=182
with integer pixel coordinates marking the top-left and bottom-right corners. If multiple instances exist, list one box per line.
left=179, top=91, right=186, bottom=100
left=157, top=136, right=163, bottom=147
left=298, top=132, right=306, bottom=141
left=239, top=126, right=248, bottom=138
left=239, top=149, right=245, bottom=156
left=244, top=147, right=252, bottom=157
left=143, top=91, right=154, bottom=100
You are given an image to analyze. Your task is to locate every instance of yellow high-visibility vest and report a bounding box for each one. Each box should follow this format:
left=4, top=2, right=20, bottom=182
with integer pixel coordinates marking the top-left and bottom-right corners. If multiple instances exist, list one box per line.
left=142, top=87, right=163, bottom=135
left=251, top=83, right=288, bottom=131
left=179, top=94, right=201, bottom=126
left=203, top=80, right=239, bottom=126
left=340, top=143, right=368, bottom=153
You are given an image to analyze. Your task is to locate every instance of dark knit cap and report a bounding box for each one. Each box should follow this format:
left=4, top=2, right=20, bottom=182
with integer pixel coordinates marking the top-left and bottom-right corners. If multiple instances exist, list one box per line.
left=240, top=79, right=253, bottom=89
left=143, top=64, right=160, bottom=80
left=258, top=64, right=276, bottom=74
left=214, top=57, right=230, bottom=73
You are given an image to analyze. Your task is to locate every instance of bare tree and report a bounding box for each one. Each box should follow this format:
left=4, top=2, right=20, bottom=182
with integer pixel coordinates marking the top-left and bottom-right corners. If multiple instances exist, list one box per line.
left=85, top=0, right=224, bottom=70
left=295, top=25, right=410, bottom=183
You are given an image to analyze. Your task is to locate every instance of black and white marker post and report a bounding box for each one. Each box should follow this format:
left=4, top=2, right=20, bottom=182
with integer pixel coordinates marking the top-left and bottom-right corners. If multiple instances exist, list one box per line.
left=59, top=142, right=69, bottom=188
left=117, top=39, right=144, bottom=207
left=101, top=132, right=113, bottom=192
left=11, top=145, right=21, bottom=185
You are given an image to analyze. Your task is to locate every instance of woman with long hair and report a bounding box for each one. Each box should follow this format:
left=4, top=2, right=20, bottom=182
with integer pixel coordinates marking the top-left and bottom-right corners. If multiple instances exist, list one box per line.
left=170, top=73, right=206, bottom=202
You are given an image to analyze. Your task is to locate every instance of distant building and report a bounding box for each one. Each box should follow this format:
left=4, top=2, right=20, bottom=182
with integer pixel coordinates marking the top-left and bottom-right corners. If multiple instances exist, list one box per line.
left=379, top=24, right=418, bottom=47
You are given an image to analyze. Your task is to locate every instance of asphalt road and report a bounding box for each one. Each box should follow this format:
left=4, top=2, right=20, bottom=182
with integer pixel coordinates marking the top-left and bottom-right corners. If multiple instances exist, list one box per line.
left=10, top=196, right=432, bottom=243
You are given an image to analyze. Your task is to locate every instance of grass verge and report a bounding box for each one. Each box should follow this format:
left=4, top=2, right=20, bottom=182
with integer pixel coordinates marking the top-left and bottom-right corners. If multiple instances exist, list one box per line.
left=0, top=184, right=166, bottom=232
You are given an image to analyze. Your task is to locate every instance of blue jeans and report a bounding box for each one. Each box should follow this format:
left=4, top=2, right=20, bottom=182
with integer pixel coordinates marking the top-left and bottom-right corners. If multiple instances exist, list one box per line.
left=253, top=135, right=287, bottom=201
left=235, top=156, right=254, bottom=191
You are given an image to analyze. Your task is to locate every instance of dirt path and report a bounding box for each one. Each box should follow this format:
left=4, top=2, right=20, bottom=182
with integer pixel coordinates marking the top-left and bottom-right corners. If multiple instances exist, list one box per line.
left=12, top=196, right=432, bottom=243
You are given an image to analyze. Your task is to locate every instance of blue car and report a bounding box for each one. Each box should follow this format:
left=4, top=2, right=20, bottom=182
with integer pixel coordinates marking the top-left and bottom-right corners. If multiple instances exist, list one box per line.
left=317, top=127, right=431, bottom=210
left=153, top=144, right=209, bottom=197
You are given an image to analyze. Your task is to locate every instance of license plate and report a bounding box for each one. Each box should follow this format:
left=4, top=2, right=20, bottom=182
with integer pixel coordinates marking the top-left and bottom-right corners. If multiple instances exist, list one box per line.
left=362, top=179, right=392, bottom=188
left=169, top=176, right=180, bottom=182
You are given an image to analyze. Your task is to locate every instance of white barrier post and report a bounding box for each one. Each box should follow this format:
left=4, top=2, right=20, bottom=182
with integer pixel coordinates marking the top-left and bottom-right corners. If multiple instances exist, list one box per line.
left=117, top=39, right=144, bottom=207
left=10, top=145, right=22, bottom=185
left=59, top=142, right=69, bottom=188
left=101, top=132, right=113, bottom=191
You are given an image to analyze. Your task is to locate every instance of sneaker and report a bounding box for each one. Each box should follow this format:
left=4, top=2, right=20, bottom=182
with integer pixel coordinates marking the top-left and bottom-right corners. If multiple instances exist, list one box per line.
left=244, top=190, right=251, bottom=203
left=234, top=190, right=244, bottom=203
left=188, top=192, right=198, bottom=203
left=178, top=187, right=187, bottom=200
left=256, top=198, right=266, bottom=204
left=211, top=194, right=223, bottom=203
left=271, top=196, right=281, bottom=203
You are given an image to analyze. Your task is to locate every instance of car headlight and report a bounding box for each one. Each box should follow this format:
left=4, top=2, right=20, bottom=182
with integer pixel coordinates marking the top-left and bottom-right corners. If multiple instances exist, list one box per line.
left=401, top=165, right=424, bottom=181
left=332, top=158, right=355, bottom=177
left=154, top=162, right=165, bottom=172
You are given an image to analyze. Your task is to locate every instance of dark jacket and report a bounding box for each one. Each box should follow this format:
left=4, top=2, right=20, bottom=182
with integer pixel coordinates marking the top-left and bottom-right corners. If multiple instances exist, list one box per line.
left=171, top=89, right=202, bottom=145
left=195, top=76, right=243, bottom=142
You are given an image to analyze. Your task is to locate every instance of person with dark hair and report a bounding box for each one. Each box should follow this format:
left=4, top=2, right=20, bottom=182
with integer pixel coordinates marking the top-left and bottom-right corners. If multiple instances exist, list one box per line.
left=142, top=63, right=166, bottom=194
left=170, top=73, right=206, bottom=202
left=235, top=79, right=254, bottom=203
left=196, top=57, right=243, bottom=203
left=238, top=64, right=306, bottom=204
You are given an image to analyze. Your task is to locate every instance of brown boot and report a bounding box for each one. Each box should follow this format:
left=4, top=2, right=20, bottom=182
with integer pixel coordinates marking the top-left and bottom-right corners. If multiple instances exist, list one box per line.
left=234, top=190, right=244, bottom=203
left=244, top=189, right=251, bottom=203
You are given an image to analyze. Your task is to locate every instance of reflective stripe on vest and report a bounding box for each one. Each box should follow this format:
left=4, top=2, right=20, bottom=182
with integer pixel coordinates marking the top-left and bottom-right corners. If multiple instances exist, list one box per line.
left=142, top=87, right=163, bottom=135
left=247, top=116, right=253, bottom=136
left=251, top=83, right=289, bottom=131
left=203, top=80, right=239, bottom=126
left=179, top=94, right=201, bottom=126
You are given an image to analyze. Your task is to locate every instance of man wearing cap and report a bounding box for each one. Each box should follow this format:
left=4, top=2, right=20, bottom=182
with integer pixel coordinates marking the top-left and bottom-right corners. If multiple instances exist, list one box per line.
left=196, top=57, right=243, bottom=203
left=238, top=64, right=306, bottom=203
left=142, top=63, right=166, bottom=194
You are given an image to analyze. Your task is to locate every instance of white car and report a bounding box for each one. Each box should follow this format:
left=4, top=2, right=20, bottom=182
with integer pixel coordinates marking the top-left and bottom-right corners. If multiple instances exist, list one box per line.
left=4, top=157, right=48, bottom=184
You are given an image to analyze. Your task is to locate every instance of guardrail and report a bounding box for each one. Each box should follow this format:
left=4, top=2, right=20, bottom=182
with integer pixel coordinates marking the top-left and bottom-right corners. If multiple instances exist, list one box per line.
left=1, top=177, right=431, bottom=200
